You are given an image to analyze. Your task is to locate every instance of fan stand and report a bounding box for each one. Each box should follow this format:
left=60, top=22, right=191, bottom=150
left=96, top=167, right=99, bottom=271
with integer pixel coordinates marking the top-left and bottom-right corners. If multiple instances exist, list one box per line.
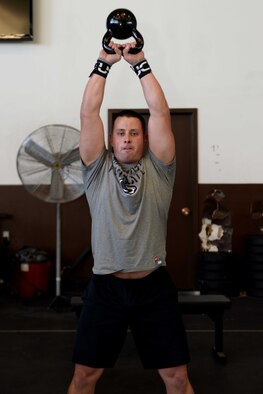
left=48, top=203, right=70, bottom=310
left=16, top=124, right=85, bottom=311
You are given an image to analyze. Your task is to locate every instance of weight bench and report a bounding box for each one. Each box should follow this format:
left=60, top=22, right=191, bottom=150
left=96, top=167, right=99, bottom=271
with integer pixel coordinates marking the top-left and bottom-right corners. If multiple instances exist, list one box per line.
left=178, top=292, right=231, bottom=363
left=70, top=292, right=231, bottom=364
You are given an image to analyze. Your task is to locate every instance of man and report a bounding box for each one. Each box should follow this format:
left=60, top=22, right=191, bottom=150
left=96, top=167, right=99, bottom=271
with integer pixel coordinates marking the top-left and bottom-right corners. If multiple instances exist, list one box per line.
left=68, top=41, right=194, bottom=394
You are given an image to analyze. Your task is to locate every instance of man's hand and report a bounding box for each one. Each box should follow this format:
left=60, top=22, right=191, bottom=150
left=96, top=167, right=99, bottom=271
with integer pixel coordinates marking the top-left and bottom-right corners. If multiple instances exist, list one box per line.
left=98, top=41, right=145, bottom=66
left=98, top=42, right=122, bottom=65
left=122, top=43, right=145, bottom=66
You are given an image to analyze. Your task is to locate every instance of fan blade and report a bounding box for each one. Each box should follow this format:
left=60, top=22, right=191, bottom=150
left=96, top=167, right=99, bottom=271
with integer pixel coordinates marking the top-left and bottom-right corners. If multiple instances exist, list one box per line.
left=50, top=170, right=64, bottom=201
left=60, top=147, right=81, bottom=167
left=24, top=140, right=55, bottom=167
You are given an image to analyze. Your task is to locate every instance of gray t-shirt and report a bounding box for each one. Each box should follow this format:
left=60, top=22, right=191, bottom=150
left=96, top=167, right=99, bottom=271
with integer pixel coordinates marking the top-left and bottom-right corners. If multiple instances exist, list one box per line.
left=82, top=149, right=176, bottom=274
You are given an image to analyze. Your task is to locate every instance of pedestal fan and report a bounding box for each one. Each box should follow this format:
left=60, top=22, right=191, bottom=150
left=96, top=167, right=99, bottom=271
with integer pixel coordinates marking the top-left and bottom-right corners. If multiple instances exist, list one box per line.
left=16, top=124, right=84, bottom=308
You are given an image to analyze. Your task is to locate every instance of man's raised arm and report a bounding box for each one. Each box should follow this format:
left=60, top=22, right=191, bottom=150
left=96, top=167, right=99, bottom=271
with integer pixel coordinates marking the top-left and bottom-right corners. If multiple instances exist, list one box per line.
left=80, top=48, right=121, bottom=166
left=123, top=45, right=175, bottom=164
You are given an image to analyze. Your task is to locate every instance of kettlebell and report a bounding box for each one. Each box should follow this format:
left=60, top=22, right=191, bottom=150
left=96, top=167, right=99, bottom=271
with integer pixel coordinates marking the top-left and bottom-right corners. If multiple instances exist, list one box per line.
left=102, top=9, right=144, bottom=54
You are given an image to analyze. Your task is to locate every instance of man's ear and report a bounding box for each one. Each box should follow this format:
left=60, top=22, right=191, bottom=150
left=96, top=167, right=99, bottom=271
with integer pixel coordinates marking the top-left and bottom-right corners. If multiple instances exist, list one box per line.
left=109, top=132, right=113, bottom=145
left=109, top=132, right=115, bottom=153
left=143, top=133, right=149, bottom=154
left=144, top=133, right=149, bottom=146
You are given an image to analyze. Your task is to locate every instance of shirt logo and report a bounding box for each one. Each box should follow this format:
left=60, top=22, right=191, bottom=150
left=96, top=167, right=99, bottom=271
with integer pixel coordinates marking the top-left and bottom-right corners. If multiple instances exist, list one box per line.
left=110, top=155, right=145, bottom=196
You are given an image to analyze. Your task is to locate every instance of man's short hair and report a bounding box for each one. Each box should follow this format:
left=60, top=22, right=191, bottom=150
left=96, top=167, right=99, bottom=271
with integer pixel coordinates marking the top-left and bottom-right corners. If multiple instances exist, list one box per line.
left=112, top=110, right=146, bottom=134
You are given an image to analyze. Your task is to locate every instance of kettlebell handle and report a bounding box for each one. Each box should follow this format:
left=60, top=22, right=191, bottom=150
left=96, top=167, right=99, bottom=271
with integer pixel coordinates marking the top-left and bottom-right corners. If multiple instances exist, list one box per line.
left=102, top=29, right=144, bottom=55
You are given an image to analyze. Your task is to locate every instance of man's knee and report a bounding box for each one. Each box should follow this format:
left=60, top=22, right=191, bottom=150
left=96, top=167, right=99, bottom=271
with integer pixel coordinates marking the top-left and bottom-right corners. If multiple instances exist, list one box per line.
left=70, top=364, right=104, bottom=392
left=158, top=365, right=193, bottom=393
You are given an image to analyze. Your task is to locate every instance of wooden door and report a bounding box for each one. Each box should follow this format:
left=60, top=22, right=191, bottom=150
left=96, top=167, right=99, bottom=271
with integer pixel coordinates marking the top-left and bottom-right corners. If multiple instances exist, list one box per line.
left=109, top=109, right=198, bottom=289
left=167, top=109, right=198, bottom=289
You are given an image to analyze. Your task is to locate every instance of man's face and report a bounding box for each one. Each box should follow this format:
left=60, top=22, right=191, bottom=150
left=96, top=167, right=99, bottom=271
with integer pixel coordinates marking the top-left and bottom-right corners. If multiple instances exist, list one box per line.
left=110, top=116, right=147, bottom=164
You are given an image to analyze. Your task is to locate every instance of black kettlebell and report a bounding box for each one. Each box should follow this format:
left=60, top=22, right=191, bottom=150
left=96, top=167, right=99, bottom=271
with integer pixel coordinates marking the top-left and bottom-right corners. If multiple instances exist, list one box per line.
left=102, top=9, right=144, bottom=54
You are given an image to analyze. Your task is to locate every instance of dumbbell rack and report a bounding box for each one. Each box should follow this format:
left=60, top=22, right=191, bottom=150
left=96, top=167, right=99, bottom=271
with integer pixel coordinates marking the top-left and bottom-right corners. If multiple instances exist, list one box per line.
left=246, top=234, right=263, bottom=297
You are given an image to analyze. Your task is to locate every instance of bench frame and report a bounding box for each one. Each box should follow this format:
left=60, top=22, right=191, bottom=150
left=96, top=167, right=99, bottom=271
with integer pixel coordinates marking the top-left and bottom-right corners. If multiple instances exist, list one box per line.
left=178, top=292, right=231, bottom=363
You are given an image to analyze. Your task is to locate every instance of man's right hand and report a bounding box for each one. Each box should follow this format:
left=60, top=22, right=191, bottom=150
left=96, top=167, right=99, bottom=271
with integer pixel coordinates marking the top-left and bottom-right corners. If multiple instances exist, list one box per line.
left=98, top=42, right=122, bottom=65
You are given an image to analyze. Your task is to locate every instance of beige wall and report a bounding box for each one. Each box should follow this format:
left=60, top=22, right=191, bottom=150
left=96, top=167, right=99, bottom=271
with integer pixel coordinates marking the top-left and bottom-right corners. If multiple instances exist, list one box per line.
left=0, top=0, right=263, bottom=184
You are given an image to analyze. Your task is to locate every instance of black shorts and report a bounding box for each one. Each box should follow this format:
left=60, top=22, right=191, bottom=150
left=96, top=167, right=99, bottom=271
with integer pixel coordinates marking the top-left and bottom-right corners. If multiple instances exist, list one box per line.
left=72, top=267, right=190, bottom=369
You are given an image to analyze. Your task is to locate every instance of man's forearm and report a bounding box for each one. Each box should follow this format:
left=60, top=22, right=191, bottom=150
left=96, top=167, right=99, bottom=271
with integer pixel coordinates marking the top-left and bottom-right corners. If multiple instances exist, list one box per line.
left=139, top=72, right=170, bottom=117
left=80, top=74, right=106, bottom=120
left=128, top=53, right=169, bottom=117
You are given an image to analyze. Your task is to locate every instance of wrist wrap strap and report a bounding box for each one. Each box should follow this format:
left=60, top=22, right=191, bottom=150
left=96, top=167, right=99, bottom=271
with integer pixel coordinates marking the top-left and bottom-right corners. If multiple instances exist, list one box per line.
left=132, top=59, right=152, bottom=79
left=89, top=59, right=111, bottom=78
